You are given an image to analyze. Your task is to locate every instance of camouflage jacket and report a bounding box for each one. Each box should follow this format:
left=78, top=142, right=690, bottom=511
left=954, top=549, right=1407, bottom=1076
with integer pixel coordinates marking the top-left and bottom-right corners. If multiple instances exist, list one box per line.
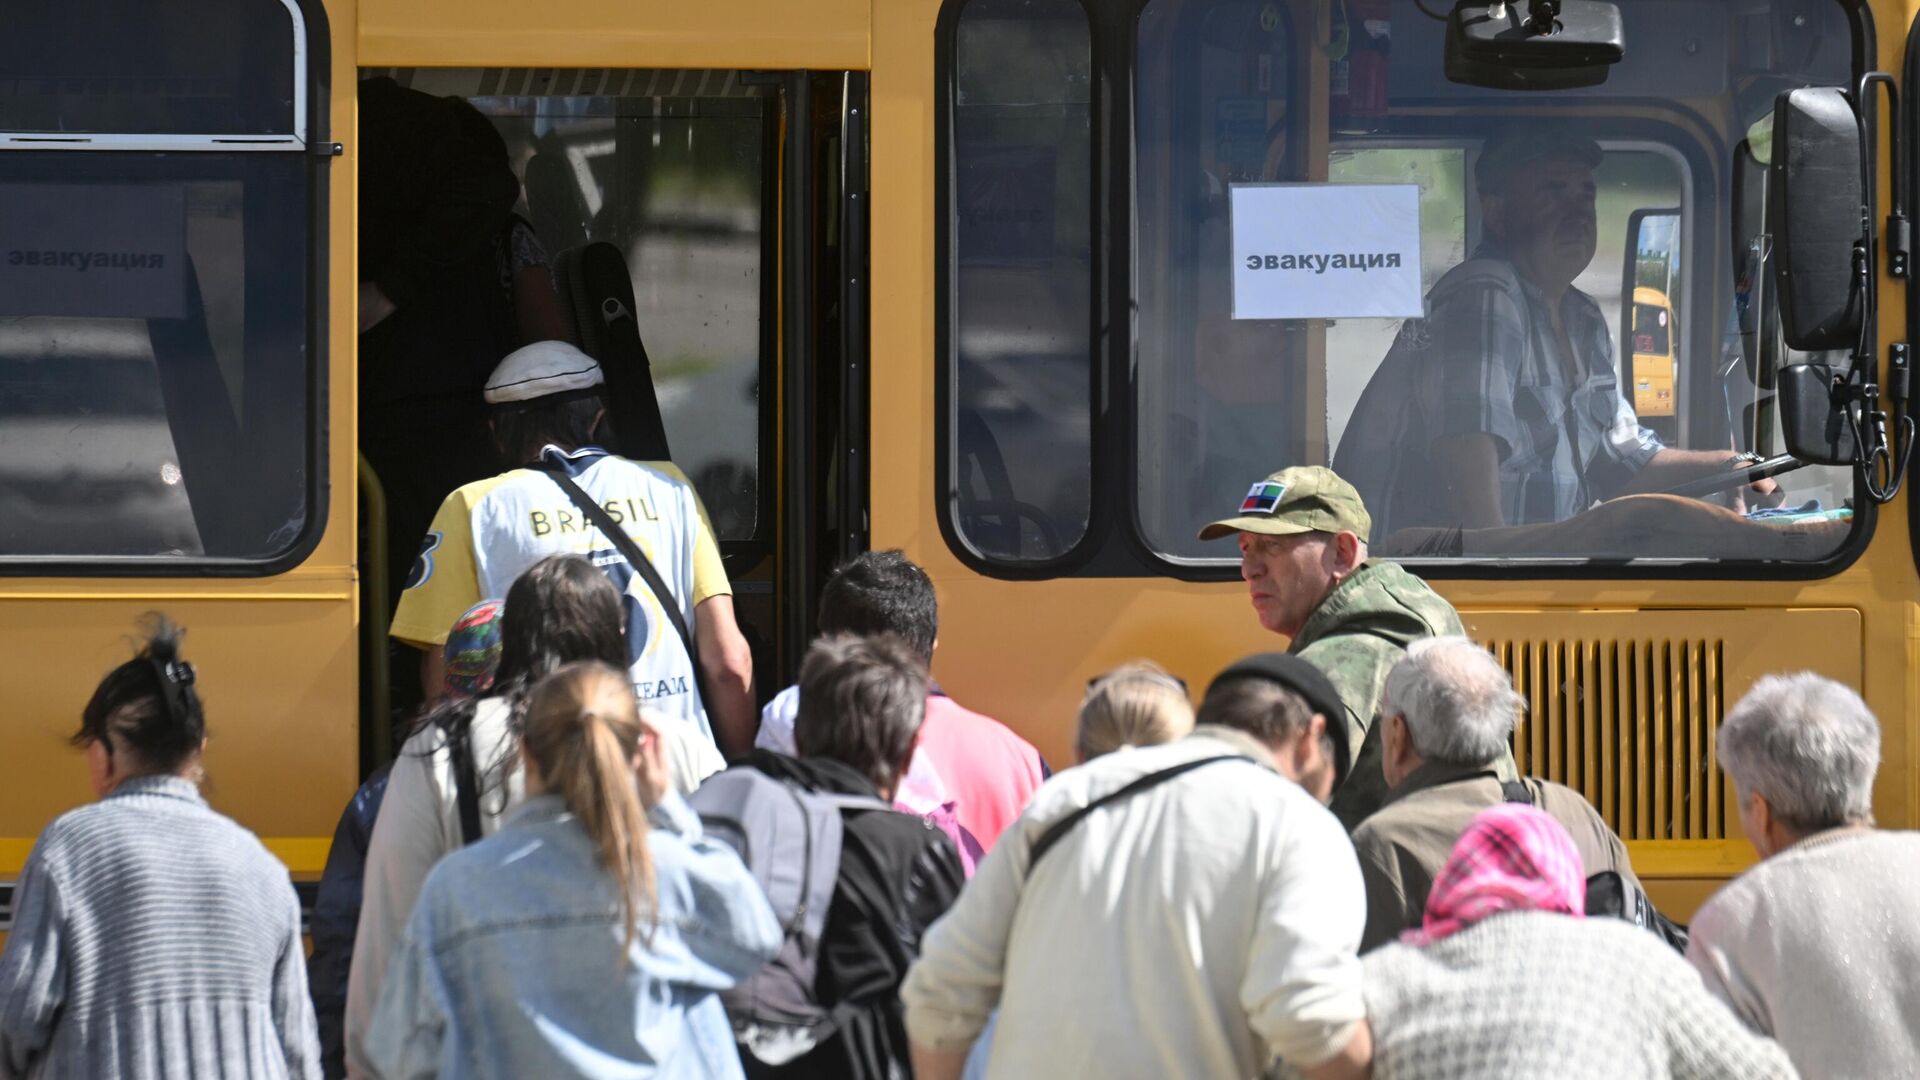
left=1288, top=561, right=1515, bottom=829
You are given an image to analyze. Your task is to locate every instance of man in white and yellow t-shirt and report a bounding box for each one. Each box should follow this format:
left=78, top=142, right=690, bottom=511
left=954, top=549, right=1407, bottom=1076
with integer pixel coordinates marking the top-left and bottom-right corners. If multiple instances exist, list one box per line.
left=390, top=340, right=757, bottom=757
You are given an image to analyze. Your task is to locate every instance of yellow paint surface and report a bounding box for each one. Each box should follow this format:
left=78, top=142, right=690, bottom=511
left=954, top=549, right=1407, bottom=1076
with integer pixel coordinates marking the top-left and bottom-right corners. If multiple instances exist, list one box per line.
left=357, top=0, right=869, bottom=69
left=0, top=10, right=364, bottom=872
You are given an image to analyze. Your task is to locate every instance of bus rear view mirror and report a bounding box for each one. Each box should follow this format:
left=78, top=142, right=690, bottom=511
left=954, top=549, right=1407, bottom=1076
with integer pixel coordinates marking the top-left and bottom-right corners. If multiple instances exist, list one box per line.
left=1769, top=87, right=1867, bottom=352
left=1444, top=0, right=1624, bottom=91
left=1778, top=363, right=1858, bottom=465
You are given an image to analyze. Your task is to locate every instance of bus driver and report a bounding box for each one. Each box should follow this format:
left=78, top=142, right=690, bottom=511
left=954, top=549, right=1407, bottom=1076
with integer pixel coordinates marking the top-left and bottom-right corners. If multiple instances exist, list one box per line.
left=1336, top=133, right=1780, bottom=540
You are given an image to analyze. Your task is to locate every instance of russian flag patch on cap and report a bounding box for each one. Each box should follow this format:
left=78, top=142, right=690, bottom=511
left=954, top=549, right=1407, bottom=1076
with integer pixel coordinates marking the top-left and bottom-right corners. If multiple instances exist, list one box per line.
left=1239, top=481, right=1286, bottom=515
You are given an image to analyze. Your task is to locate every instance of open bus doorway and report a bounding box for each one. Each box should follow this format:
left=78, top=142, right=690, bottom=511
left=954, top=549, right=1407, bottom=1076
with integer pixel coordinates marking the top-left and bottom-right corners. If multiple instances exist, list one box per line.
left=354, top=70, right=868, bottom=774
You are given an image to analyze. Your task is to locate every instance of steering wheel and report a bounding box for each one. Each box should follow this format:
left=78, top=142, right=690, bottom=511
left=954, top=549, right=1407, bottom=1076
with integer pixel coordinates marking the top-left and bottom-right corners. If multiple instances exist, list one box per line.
left=955, top=410, right=1065, bottom=559
left=1651, top=454, right=1807, bottom=500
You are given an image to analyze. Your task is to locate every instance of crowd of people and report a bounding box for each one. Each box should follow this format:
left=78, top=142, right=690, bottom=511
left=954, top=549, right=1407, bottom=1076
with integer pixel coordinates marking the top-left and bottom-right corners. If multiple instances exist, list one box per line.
left=0, top=332, right=1912, bottom=1079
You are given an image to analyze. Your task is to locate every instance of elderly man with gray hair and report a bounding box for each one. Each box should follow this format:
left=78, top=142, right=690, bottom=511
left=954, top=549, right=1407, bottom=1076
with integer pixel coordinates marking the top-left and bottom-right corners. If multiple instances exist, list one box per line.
left=1349, top=636, right=1638, bottom=951
left=1687, top=673, right=1920, bottom=1078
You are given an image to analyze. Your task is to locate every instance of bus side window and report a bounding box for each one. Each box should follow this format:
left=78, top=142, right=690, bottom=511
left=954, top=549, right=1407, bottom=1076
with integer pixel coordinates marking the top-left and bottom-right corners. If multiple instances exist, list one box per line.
left=943, top=0, right=1095, bottom=566
left=0, top=0, right=319, bottom=565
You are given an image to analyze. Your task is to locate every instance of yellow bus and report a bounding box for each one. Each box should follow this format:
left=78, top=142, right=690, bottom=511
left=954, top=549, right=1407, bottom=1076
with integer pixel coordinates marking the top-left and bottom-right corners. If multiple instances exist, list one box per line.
left=1, top=0, right=1914, bottom=922
left=1631, top=286, right=1677, bottom=419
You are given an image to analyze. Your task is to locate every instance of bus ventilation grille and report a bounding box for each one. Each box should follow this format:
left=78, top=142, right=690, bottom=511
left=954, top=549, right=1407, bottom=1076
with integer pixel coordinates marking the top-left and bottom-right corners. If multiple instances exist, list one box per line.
left=1483, top=638, right=1726, bottom=842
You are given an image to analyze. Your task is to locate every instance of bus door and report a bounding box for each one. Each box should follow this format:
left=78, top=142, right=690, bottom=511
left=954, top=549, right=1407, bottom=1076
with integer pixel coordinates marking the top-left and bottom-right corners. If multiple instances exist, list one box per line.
left=356, top=69, right=868, bottom=744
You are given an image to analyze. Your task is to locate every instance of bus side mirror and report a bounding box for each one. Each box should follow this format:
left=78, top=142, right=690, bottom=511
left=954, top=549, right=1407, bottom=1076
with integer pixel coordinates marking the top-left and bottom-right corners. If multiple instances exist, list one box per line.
left=1769, top=87, right=1866, bottom=351
left=1444, top=0, right=1624, bottom=91
left=1620, top=209, right=1681, bottom=439
left=1778, top=363, right=1858, bottom=465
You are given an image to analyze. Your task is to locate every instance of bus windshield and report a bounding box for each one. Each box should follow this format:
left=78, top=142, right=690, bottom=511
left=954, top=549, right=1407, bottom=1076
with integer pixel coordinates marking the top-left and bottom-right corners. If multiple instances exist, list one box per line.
left=1122, top=0, right=1859, bottom=566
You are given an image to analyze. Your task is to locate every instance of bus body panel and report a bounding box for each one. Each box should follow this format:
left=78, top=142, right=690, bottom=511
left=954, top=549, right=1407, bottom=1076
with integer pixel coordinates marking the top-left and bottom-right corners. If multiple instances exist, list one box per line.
left=870, top=0, right=1918, bottom=918
left=357, top=0, right=871, bottom=69
left=0, top=7, right=365, bottom=881
left=0, top=0, right=1912, bottom=926
left=0, top=584, right=359, bottom=878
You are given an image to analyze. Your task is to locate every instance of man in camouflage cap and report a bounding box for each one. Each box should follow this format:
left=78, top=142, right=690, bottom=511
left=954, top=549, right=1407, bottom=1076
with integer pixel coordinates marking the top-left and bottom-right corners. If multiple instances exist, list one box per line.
left=1201, top=466, right=1512, bottom=828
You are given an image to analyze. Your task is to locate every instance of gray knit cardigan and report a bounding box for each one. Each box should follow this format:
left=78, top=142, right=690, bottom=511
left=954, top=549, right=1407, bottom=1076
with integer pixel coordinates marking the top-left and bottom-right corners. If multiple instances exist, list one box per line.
left=0, top=776, right=320, bottom=1079
left=1359, top=911, right=1795, bottom=1080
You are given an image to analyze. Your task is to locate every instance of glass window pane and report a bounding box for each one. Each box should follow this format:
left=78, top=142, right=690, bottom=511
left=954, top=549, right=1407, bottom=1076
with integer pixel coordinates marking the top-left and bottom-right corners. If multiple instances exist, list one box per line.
left=1136, top=0, right=1307, bottom=560
left=950, top=0, right=1093, bottom=563
left=461, top=89, right=770, bottom=541
left=1136, top=0, right=1857, bottom=566
left=0, top=155, right=311, bottom=558
left=0, top=2, right=298, bottom=136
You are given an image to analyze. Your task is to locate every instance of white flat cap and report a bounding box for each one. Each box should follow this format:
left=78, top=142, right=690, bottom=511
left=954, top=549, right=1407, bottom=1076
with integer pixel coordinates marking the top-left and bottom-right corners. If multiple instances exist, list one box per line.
left=483, top=340, right=605, bottom=405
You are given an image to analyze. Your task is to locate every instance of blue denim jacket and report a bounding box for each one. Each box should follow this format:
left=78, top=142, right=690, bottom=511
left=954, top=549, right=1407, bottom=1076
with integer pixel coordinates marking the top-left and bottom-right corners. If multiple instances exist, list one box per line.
left=360, top=792, right=780, bottom=1079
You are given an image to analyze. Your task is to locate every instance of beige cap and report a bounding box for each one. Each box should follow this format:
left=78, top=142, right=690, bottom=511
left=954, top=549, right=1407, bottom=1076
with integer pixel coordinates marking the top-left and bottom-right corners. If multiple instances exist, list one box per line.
left=1197, top=466, right=1372, bottom=542
left=483, top=340, right=605, bottom=405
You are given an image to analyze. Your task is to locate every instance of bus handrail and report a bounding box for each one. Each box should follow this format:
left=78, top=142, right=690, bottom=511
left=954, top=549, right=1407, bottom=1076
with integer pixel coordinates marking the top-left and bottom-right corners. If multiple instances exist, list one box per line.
left=358, top=453, right=393, bottom=767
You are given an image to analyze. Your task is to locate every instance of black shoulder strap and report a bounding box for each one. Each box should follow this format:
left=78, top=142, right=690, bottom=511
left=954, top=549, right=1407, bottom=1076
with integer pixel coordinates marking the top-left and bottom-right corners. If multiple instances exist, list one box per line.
left=1501, top=778, right=1537, bottom=805
left=449, top=730, right=483, bottom=848
left=538, top=461, right=699, bottom=671
left=1025, top=755, right=1250, bottom=879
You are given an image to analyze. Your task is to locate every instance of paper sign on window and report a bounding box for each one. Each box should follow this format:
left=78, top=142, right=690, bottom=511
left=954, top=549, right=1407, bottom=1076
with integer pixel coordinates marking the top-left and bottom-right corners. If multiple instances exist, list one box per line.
left=1230, top=183, right=1422, bottom=320
left=0, top=184, right=188, bottom=320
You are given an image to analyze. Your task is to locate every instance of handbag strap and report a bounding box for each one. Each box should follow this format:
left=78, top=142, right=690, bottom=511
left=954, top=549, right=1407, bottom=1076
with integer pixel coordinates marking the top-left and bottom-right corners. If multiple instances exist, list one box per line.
left=536, top=461, right=699, bottom=671
left=449, top=729, right=483, bottom=848
left=1501, top=778, right=1537, bottom=806
left=1025, top=755, right=1252, bottom=879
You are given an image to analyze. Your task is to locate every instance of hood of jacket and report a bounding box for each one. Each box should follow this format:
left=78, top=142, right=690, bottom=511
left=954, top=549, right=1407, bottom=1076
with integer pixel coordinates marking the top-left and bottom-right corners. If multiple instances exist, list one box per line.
left=740, top=748, right=884, bottom=799
left=1292, top=561, right=1463, bottom=653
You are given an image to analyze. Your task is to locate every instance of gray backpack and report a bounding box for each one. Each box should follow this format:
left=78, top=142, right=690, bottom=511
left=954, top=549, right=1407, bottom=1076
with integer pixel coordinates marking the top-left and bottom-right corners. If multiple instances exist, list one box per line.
left=688, top=766, right=890, bottom=1065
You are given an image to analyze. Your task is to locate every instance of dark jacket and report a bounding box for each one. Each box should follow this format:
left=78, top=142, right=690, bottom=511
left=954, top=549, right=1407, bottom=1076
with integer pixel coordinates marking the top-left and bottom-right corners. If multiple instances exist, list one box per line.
left=357, top=76, right=519, bottom=312
left=741, top=751, right=966, bottom=1080
left=1290, top=562, right=1516, bottom=830
left=307, top=762, right=392, bottom=1080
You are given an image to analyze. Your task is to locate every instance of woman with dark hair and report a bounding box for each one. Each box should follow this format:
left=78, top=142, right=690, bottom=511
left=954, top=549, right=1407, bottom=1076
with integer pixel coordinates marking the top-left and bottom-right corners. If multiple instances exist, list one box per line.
left=362, top=662, right=778, bottom=1078
left=345, top=553, right=626, bottom=1075
left=308, top=598, right=506, bottom=1080
left=0, top=617, right=321, bottom=1079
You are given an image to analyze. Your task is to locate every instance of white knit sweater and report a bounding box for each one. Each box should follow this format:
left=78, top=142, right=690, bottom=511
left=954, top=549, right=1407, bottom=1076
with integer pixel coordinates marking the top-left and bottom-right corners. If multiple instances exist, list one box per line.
left=0, top=777, right=319, bottom=1079
left=1688, top=828, right=1920, bottom=1080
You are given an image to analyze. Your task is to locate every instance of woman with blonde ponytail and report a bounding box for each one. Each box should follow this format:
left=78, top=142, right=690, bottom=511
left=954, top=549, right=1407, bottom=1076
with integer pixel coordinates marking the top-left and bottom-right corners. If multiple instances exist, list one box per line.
left=525, top=660, right=658, bottom=954
left=361, top=662, right=781, bottom=1080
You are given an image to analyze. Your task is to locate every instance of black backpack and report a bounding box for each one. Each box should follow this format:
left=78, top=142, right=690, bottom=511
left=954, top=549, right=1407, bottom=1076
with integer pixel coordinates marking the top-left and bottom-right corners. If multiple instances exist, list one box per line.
left=1501, top=779, right=1690, bottom=953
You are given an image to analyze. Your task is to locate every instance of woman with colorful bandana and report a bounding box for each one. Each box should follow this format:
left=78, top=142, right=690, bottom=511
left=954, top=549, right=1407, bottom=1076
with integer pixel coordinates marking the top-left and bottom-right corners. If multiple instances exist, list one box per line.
left=1349, top=804, right=1793, bottom=1080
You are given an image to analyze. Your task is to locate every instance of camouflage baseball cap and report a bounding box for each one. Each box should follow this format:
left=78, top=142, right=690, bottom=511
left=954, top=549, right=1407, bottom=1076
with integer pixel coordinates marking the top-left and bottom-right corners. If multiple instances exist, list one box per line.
left=1196, top=466, right=1372, bottom=542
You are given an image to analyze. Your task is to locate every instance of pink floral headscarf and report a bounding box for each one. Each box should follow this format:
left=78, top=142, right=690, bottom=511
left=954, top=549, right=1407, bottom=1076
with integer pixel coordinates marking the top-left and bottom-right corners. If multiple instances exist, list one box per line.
left=1403, top=803, right=1587, bottom=946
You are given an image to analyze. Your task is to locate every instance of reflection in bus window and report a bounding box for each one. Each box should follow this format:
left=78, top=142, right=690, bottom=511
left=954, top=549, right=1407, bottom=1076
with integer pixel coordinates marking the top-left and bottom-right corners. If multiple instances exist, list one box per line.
left=0, top=163, right=311, bottom=561
left=1136, top=0, right=1302, bottom=560
left=1322, top=146, right=1468, bottom=479
left=1134, top=0, right=1855, bottom=567
left=1632, top=291, right=1676, bottom=426
left=1634, top=301, right=1672, bottom=359
left=0, top=1, right=299, bottom=137
left=949, top=0, right=1093, bottom=563
left=0, top=0, right=314, bottom=564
